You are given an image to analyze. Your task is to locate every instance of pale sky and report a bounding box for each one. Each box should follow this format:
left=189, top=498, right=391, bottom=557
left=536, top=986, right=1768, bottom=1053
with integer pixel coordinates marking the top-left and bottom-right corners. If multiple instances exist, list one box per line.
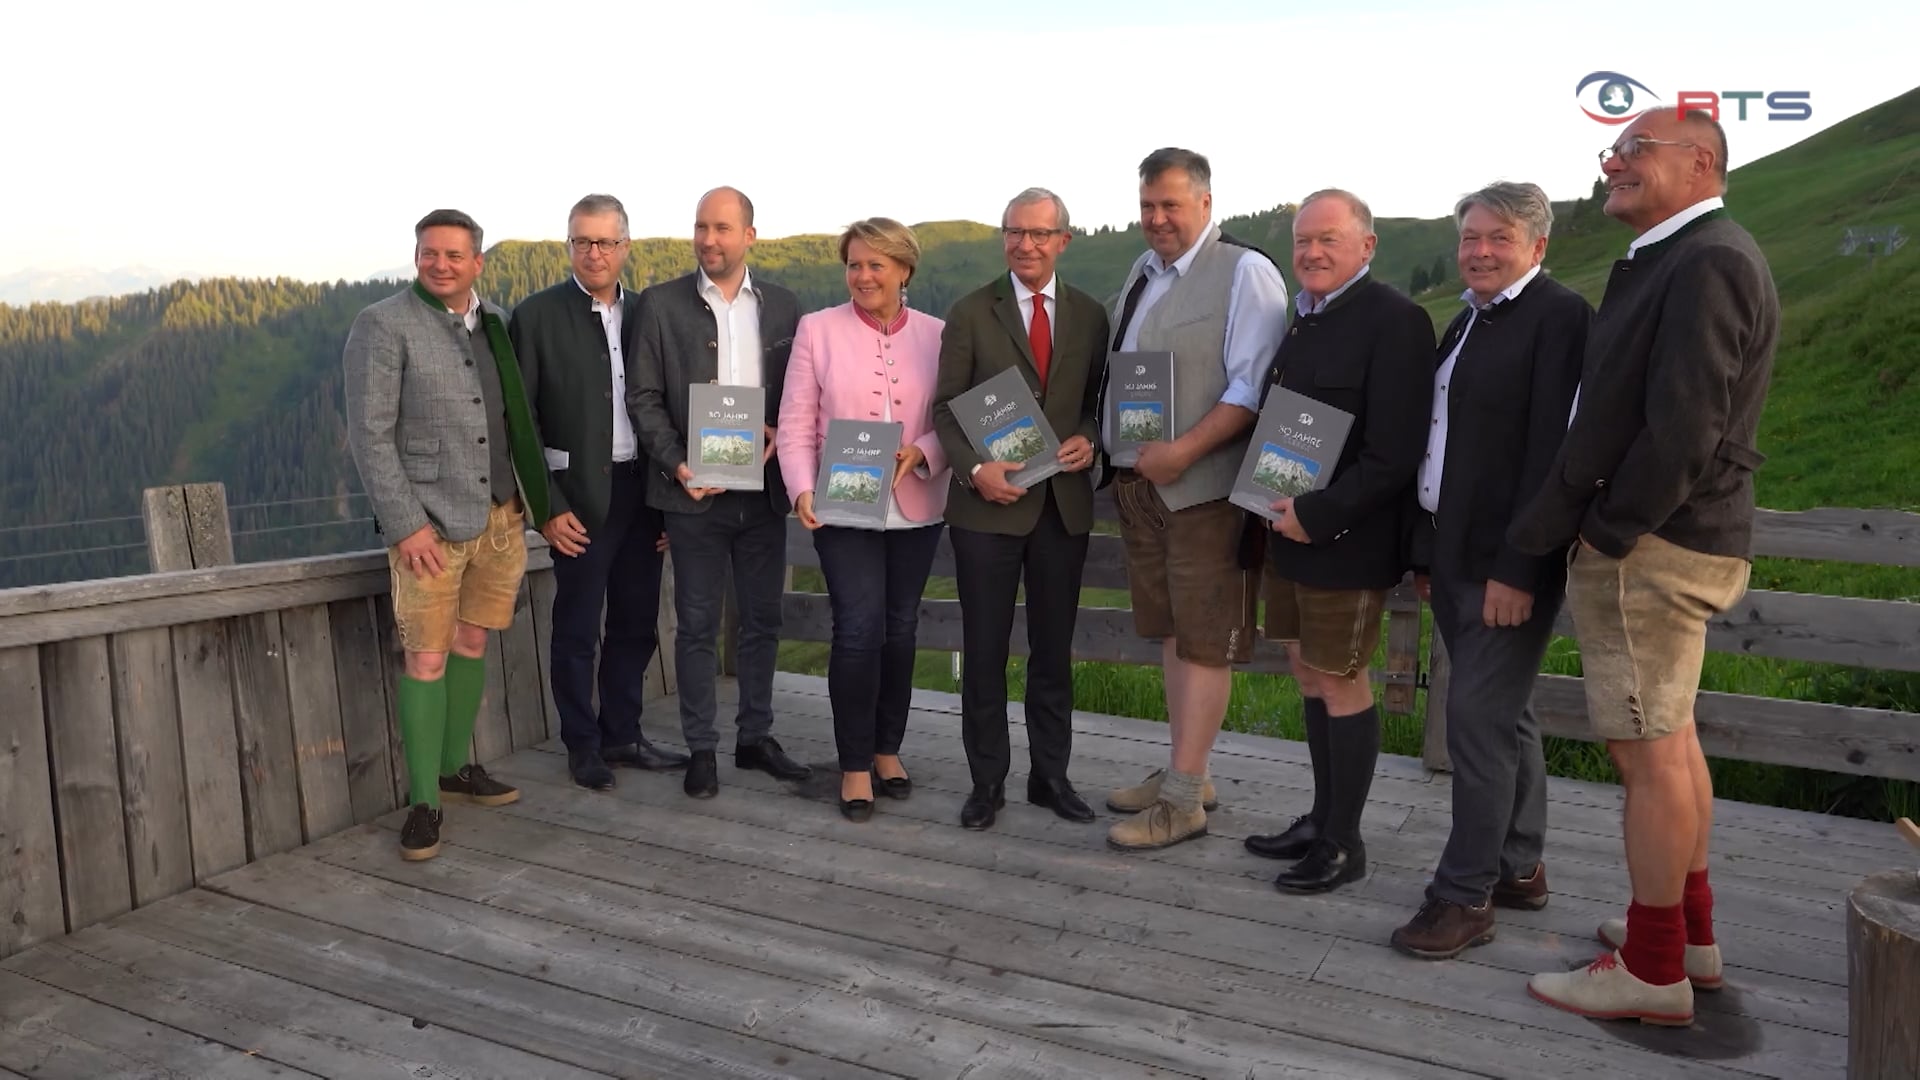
left=3, top=0, right=1913, bottom=289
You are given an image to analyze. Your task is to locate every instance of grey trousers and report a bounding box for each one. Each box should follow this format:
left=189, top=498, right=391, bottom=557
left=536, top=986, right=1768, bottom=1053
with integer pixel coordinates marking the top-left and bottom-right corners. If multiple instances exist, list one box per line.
left=1428, top=568, right=1562, bottom=907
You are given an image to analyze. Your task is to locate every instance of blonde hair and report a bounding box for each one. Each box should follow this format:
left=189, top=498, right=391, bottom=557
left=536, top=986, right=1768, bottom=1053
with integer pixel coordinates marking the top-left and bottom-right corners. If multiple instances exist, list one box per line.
left=838, top=217, right=922, bottom=283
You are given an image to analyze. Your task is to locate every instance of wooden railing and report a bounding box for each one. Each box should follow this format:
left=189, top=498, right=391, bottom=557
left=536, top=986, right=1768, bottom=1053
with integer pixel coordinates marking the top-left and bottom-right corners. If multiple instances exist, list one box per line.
left=778, top=500, right=1920, bottom=782
left=3, top=482, right=1914, bottom=964
left=0, top=484, right=671, bottom=962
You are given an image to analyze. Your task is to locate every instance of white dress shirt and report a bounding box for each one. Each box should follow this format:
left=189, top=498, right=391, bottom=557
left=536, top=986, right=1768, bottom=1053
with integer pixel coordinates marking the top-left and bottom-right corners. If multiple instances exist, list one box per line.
left=576, top=276, right=637, bottom=461
left=1118, top=225, right=1289, bottom=412
left=1012, top=271, right=1056, bottom=340
left=1626, top=196, right=1725, bottom=259
left=1417, top=266, right=1542, bottom=513
left=699, top=267, right=763, bottom=387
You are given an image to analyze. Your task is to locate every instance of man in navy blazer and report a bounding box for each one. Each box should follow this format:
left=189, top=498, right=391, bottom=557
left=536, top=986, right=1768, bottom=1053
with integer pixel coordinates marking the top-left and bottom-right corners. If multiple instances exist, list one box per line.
left=628, top=187, right=810, bottom=799
left=512, top=194, right=688, bottom=792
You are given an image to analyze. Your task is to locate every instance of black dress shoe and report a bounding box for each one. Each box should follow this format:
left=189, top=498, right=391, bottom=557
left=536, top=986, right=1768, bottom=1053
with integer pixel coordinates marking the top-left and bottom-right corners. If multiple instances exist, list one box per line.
left=1027, top=776, right=1096, bottom=823
left=871, top=767, right=912, bottom=800
left=1244, top=815, right=1321, bottom=860
left=684, top=750, right=719, bottom=799
left=840, top=797, right=874, bottom=822
left=1273, top=838, right=1367, bottom=894
left=604, top=741, right=690, bottom=771
left=960, top=784, right=1005, bottom=830
left=568, top=749, right=615, bottom=791
left=735, top=737, right=812, bottom=781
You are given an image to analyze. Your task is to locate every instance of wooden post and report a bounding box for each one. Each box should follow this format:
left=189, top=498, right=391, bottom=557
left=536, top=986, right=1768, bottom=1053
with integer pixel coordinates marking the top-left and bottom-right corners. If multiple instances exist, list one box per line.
left=1421, top=633, right=1452, bottom=772
left=142, top=483, right=233, bottom=572
left=1848, top=870, right=1920, bottom=1078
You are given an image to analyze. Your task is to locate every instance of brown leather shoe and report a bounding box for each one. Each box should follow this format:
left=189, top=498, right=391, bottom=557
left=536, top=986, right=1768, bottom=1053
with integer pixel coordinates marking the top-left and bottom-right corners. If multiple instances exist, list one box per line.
left=1390, top=896, right=1496, bottom=960
left=1492, top=863, right=1549, bottom=911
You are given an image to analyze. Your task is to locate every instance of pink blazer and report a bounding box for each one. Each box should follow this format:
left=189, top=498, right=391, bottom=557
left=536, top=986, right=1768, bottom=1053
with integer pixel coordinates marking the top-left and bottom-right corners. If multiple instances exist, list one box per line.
left=778, top=303, right=950, bottom=523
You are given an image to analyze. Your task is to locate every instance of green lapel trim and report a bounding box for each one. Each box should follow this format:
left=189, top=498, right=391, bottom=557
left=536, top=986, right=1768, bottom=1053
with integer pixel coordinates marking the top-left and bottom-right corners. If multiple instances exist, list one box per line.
left=478, top=310, right=552, bottom=526
left=411, top=278, right=449, bottom=310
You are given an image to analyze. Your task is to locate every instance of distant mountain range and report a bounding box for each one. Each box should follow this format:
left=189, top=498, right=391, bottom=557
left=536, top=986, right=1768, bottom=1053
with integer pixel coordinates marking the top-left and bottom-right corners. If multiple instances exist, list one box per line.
left=0, top=265, right=198, bottom=305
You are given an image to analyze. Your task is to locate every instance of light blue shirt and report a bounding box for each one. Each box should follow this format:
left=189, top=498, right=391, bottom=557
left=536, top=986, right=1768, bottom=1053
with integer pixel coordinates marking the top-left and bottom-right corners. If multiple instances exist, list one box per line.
left=1119, top=225, right=1290, bottom=412
left=1294, top=264, right=1371, bottom=317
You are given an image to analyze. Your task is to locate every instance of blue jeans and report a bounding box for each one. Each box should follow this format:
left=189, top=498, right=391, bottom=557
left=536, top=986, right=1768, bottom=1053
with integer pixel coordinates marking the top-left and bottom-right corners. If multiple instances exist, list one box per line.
left=811, top=523, right=944, bottom=771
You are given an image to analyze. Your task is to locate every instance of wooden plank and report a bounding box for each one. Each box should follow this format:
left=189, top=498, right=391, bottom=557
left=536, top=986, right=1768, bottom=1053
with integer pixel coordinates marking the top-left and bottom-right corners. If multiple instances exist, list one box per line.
left=41, top=635, right=130, bottom=931
left=135, top=884, right=897, bottom=1080
left=372, top=594, right=410, bottom=809
left=1753, top=506, right=1920, bottom=567
left=1383, top=596, right=1421, bottom=714
left=1530, top=674, right=1920, bottom=782
left=172, top=620, right=247, bottom=880
left=12, top=926, right=606, bottom=1080
left=326, top=598, right=395, bottom=824
left=108, top=627, right=194, bottom=907
left=469, top=635, right=513, bottom=765
left=499, top=580, right=544, bottom=752
left=228, top=613, right=303, bottom=856
left=278, top=604, right=353, bottom=841
left=0, top=646, right=63, bottom=958
left=0, top=968, right=305, bottom=1079
left=526, top=568, right=563, bottom=729
left=182, top=482, right=237, bottom=568
left=1549, top=587, right=1920, bottom=673
left=476, top=766, right=1783, bottom=1080
left=326, top=824, right=1485, bottom=1080
left=1848, top=870, right=1920, bottom=1079
left=141, top=485, right=192, bottom=573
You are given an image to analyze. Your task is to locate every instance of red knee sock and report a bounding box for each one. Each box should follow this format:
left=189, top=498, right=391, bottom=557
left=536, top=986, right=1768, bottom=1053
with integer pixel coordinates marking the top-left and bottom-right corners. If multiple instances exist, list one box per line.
left=1683, top=869, right=1715, bottom=947
left=1620, top=901, right=1686, bottom=986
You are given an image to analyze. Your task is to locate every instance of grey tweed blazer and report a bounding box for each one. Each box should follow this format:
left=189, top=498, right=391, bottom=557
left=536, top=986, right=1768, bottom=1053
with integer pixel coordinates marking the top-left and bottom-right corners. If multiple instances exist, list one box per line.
left=344, top=286, right=512, bottom=544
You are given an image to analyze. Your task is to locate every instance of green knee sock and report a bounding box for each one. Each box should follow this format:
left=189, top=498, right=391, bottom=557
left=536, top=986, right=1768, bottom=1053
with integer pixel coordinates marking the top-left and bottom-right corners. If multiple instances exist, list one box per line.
left=442, top=652, right=487, bottom=776
left=398, top=675, right=448, bottom=808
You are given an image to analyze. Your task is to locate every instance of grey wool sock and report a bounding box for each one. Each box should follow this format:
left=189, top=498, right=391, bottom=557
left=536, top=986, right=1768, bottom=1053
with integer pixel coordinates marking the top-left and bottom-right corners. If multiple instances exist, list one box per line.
left=1159, top=768, right=1206, bottom=814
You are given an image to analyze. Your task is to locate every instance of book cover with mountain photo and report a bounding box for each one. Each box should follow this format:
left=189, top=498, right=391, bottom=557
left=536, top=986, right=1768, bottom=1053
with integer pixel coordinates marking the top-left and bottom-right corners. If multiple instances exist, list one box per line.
left=948, top=366, right=1062, bottom=489
left=812, top=419, right=902, bottom=529
left=686, top=384, right=766, bottom=490
left=1230, top=387, right=1353, bottom=522
left=1104, top=350, right=1174, bottom=467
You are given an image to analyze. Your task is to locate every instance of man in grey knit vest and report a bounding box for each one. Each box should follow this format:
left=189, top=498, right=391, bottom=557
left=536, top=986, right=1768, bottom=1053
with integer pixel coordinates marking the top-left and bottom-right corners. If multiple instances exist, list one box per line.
left=1103, top=148, right=1290, bottom=852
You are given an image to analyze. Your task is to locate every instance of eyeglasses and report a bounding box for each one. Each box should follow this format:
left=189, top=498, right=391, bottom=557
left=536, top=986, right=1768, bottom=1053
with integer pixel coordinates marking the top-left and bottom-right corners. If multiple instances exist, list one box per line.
left=569, top=237, right=629, bottom=254
left=1598, top=136, right=1697, bottom=166
left=1002, top=227, right=1064, bottom=245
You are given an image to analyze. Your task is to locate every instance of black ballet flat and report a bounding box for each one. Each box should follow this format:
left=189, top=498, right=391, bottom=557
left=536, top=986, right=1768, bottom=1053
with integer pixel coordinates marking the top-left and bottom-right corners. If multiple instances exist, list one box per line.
left=872, top=766, right=913, bottom=800
left=840, top=797, right=874, bottom=822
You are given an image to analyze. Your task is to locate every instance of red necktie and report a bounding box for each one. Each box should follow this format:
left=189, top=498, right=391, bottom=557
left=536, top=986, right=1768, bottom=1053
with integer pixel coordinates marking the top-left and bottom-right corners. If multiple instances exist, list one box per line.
left=1029, top=292, right=1052, bottom=387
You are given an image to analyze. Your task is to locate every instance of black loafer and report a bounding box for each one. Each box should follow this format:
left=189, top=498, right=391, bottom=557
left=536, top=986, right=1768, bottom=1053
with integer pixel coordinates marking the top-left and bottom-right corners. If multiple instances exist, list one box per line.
left=840, top=797, right=875, bottom=822
left=567, top=750, right=614, bottom=791
left=684, top=750, right=719, bottom=798
left=1273, top=838, right=1367, bottom=894
left=960, top=784, right=1005, bottom=830
left=735, top=737, right=812, bottom=781
left=604, top=740, right=691, bottom=771
left=872, top=767, right=912, bottom=800
left=1245, top=815, right=1321, bottom=860
left=1027, top=776, right=1096, bottom=823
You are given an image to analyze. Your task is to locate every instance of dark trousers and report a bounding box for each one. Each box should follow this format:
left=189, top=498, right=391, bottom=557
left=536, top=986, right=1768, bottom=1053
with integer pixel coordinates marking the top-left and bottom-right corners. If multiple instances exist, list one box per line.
left=662, top=491, right=786, bottom=752
left=950, top=492, right=1089, bottom=789
left=812, top=522, right=944, bottom=772
left=549, top=460, right=666, bottom=754
left=1428, top=564, right=1563, bottom=907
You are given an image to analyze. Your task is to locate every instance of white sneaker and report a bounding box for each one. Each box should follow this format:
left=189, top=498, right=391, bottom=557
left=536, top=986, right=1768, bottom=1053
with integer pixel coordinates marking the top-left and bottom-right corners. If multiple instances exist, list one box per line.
left=1528, top=950, right=1693, bottom=1026
left=1597, top=918, right=1724, bottom=990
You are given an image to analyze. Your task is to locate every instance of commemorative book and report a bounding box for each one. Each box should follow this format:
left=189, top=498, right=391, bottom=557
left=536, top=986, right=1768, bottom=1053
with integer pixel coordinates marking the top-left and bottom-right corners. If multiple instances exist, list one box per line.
left=1229, top=388, right=1355, bottom=522
left=686, top=383, right=766, bottom=491
left=1103, top=350, right=1175, bottom=467
left=948, top=366, right=1062, bottom=489
left=811, top=419, right=902, bottom=529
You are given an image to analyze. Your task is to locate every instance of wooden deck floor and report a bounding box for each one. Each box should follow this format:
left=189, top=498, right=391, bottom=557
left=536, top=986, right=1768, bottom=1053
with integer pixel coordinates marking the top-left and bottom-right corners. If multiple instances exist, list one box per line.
left=1, top=673, right=1892, bottom=1079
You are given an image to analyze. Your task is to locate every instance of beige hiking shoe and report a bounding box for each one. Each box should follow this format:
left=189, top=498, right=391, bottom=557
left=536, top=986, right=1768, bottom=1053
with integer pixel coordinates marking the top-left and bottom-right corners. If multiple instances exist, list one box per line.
left=1104, top=769, right=1219, bottom=814
left=1597, top=918, right=1724, bottom=990
left=1528, top=950, right=1693, bottom=1026
left=1106, top=799, right=1207, bottom=851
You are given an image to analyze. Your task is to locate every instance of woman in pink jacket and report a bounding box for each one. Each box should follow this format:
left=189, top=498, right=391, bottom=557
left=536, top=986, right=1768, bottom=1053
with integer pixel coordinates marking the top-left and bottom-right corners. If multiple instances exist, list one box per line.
left=777, top=218, right=950, bottom=821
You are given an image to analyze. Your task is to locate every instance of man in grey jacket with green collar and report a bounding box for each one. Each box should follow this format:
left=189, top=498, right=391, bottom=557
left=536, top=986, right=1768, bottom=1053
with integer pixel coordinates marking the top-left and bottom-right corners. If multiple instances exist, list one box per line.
left=344, top=209, right=551, bottom=862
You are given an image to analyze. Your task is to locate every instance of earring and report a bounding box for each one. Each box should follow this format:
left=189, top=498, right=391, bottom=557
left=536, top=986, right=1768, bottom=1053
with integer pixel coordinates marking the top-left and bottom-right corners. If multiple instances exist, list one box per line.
left=900, top=286, right=909, bottom=309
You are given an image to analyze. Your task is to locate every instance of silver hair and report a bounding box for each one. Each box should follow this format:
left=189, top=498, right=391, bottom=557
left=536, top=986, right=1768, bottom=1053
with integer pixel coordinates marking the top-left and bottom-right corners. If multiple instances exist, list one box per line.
left=569, top=193, right=630, bottom=238
left=1454, top=181, right=1554, bottom=242
left=1002, top=187, right=1071, bottom=231
left=1299, top=189, right=1374, bottom=235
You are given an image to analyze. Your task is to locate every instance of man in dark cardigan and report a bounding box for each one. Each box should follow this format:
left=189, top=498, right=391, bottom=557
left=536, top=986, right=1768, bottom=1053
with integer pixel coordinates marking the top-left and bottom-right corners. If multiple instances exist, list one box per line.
left=1242, top=189, right=1433, bottom=894
left=1510, top=108, right=1779, bottom=1026
left=1389, top=182, right=1590, bottom=960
